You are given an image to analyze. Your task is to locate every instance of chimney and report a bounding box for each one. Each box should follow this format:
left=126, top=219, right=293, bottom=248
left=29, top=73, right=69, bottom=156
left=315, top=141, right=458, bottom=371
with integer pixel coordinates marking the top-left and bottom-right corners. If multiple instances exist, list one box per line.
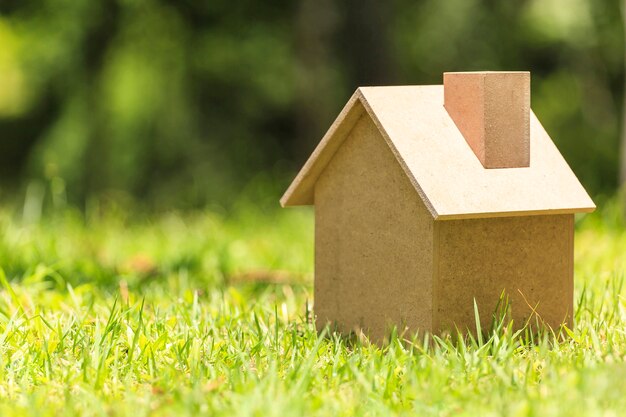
left=443, top=71, right=530, bottom=168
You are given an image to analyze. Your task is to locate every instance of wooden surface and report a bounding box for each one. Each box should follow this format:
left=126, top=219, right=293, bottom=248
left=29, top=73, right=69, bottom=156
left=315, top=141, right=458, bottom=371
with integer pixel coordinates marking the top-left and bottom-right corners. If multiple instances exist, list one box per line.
left=444, top=71, right=530, bottom=168
left=314, top=114, right=434, bottom=341
left=280, top=94, right=364, bottom=208
left=281, top=85, right=595, bottom=220
left=434, top=214, right=574, bottom=333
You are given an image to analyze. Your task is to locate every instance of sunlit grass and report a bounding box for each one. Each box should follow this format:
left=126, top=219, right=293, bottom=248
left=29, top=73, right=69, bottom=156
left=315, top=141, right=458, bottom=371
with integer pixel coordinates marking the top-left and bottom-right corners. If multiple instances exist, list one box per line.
left=0, top=200, right=623, bottom=416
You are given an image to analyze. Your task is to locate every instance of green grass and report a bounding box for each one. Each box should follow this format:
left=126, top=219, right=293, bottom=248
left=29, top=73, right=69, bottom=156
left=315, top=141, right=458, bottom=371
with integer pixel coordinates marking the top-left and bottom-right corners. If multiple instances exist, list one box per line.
left=0, top=198, right=624, bottom=416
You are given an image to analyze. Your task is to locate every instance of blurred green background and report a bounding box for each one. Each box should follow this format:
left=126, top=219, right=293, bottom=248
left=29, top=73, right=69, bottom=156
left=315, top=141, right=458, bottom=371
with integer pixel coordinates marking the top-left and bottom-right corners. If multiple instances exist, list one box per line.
left=0, top=0, right=623, bottom=210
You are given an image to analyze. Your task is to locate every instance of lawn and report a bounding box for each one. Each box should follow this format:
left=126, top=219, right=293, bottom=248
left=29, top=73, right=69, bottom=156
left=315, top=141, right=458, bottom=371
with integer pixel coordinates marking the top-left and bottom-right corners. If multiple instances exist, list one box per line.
left=0, top=197, right=624, bottom=416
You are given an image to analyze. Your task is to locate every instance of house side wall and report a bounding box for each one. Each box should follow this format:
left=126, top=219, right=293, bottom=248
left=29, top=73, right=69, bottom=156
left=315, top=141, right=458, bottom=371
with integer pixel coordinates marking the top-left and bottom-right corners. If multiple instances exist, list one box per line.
left=434, top=214, right=574, bottom=333
left=314, top=114, right=434, bottom=341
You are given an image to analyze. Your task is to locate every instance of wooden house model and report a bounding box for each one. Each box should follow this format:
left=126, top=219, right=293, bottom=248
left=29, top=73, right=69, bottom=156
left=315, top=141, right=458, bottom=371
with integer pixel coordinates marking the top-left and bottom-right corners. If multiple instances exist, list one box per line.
left=281, top=71, right=595, bottom=340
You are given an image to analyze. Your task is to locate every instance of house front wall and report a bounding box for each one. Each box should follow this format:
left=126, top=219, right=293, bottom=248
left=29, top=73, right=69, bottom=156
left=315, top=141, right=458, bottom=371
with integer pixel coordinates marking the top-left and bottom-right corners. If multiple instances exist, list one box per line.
left=434, top=214, right=574, bottom=333
left=314, top=114, right=434, bottom=341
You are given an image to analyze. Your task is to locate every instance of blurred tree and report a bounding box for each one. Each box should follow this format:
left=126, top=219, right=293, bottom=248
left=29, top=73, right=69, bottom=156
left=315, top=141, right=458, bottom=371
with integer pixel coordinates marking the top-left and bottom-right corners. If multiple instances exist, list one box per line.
left=620, top=0, right=626, bottom=188
left=0, top=0, right=622, bottom=209
left=294, top=0, right=341, bottom=161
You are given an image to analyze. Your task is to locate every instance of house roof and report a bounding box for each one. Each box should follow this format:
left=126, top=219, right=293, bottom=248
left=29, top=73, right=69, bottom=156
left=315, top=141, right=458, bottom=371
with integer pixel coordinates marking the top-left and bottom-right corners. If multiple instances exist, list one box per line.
left=281, top=85, right=595, bottom=220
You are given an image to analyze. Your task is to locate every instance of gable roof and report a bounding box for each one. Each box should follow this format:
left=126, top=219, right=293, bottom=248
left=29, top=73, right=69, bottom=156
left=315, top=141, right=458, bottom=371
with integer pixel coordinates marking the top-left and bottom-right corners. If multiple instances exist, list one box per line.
left=281, top=85, right=595, bottom=220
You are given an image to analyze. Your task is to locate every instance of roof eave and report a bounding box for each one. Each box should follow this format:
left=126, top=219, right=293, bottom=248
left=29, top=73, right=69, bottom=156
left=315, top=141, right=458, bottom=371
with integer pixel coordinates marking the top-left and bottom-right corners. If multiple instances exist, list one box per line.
left=434, top=205, right=596, bottom=221
left=280, top=88, right=439, bottom=220
left=280, top=90, right=366, bottom=207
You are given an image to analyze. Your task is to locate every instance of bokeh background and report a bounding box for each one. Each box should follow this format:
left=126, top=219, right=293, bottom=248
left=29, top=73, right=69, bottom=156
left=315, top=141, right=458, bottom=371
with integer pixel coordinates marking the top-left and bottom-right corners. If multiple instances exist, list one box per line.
left=0, top=0, right=623, bottom=210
